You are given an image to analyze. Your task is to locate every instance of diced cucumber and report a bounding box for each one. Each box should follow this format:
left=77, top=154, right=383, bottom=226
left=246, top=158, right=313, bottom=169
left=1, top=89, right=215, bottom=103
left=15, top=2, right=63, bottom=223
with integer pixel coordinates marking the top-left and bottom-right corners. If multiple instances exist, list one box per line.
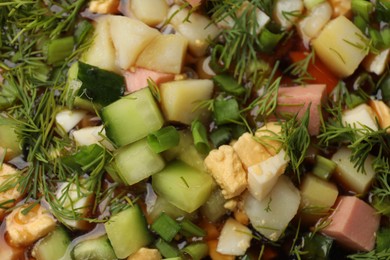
left=32, top=226, right=70, bottom=260
left=0, top=117, right=22, bottom=161
left=147, top=195, right=196, bottom=222
left=67, top=62, right=125, bottom=109
left=113, top=138, right=165, bottom=185
left=72, top=235, right=117, bottom=260
left=152, top=160, right=214, bottom=213
left=200, top=188, right=227, bottom=223
left=105, top=204, right=152, bottom=259
left=102, top=87, right=164, bottom=147
left=163, top=130, right=206, bottom=172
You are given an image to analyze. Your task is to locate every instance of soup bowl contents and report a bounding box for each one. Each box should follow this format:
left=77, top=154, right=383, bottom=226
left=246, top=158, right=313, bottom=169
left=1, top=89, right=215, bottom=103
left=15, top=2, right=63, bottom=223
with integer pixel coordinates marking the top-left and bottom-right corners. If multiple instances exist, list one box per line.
left=0, top=0, right=389, bottom=259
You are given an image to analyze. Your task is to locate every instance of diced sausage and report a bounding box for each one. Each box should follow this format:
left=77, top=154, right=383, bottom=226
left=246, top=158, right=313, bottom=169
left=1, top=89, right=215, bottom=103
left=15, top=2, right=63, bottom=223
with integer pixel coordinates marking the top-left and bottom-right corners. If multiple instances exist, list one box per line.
left=124, top=68, right=175, bottom=93
left=321, top=196, right=380, bottom=251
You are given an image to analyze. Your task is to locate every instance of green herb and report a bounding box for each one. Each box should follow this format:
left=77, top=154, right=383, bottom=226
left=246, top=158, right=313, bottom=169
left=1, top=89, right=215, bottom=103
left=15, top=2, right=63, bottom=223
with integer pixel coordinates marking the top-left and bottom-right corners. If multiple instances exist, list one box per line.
left=285, top=50, right=316, bottom=85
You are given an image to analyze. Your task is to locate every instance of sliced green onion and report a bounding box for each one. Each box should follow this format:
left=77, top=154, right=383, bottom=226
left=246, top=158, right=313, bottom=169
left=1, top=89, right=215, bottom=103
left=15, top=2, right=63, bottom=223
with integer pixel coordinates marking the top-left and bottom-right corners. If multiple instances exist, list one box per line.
left=147, top=126, right=180, bottom=153
left=379, top=73, right=390, bottom=102
left=181, top=242, right=209, bottom=260
left=369, top=28, right=383, bottom=49
left=213, top=74, right=246, bottom=96
left=351, top=0, right=373, bottom=22
left=151, top=212, right=181, bottom=242
left=191, top=120, right=210, bottom=154
left=75, top=20, right=93, bottom=45
left=312, top=155, right=337, bottom=180
left=213, top=98, right=241, bottom=125
left=179, top=218, right=206, bottom=237
left=210, top=127, right=232, bottom=148
left=381, top=27, right=390, bottom=48
left=155, top=238, right=179, bottom=258
left=258, top=28, right=285, bottom=53
left=353, top=15, right=368, bottom=33
left=45, top=36, right=74, bottom=65
left=375, top=0, right=390, bottom=23
left=209, top=44, right=227, bottom=73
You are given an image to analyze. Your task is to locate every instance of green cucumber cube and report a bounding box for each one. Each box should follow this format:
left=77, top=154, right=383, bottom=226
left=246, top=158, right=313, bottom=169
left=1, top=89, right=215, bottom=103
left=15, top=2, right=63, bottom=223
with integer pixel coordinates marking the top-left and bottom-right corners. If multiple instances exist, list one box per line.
left=152, top=160, right=214, bottom=213
left=102, top=87, right=164, bottom=147
left=114, top=138, right=165, bottom=185
left=105, top=205, right=152, bottom=259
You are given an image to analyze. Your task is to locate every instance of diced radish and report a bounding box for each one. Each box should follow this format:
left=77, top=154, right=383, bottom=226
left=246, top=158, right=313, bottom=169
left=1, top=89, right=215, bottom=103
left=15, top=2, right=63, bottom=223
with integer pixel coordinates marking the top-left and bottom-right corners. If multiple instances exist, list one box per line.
left=321, top=196, right=380, bottom=251
left=124, top=68, right=174, bottom=93
left=276, top=84, right=327, bottom=136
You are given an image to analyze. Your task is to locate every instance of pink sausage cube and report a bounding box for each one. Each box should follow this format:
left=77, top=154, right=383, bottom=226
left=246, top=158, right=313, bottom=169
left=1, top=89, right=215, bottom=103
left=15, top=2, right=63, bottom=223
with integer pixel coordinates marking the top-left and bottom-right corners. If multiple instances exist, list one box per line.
left=124, top=68, right=174, bottom=93
left=276, top=84, right=327, bottom=136
left=321, top=196, right=380, bottom=251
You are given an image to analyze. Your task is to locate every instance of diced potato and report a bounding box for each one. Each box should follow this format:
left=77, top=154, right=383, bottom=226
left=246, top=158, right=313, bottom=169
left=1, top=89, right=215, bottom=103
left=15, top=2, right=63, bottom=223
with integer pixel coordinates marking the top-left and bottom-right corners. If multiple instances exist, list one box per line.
left=369, top=100, right=390, bottom=132
left=130, top=0, right=168, bottom=26
left=299, top=174, right=338, bottom=224
left=243, top=175, right=301, bottom=241
left=55, top=182, right=94, bottom=230
left=247, top=149, right=289, bottom=201
left=273, top=0, right=304, bottom=29
left=331, top=146, right=376, bottom=195
left=107, top=15, right=160, bottom=70
left=72, top=125, right=114, bottom=151
left=312, top=15, right=369, bottom=78
left=136, top=34, right=188, bottom=74
left=160, top=79, right=214, bottom=125
left=0, top=164, right=23, bottom=220
left=6, top=204, right=56, bottom=247
left=168, top=5, right=220, bottom=57
left=89, top=0, right=119, bottom=14
left=342, top=103, right=378, bottom=132
left=55, top=109, right=86, bottom=133
left=217, top=218, right=252, bottom=256
left=363, top=48, right=390, bottom=75
left=297, top=1, right=332, bottom=45
left=82, top=16, right=119, bottom=73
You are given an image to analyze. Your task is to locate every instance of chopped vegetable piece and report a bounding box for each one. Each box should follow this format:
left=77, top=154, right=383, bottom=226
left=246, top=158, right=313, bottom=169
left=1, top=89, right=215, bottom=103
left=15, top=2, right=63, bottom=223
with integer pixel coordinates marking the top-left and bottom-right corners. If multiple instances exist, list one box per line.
left=151, top=212, right=181, bottom=242
left=105, top=205, right=152, bottom=259
left=113, top=138, right=165, bottom=185
left=72, top=235, right=117, bottom=260
left=155, top=238, right=179, bottom=258
left=124, top=68, right=174, bottom=93
left=147, top=126, right=180, bottom=154
left=301, top=233, right=333, bottom=260
left=312, top=155, right=337, bottom=180
left=210, top=127, right=232, bottom=148
left=213, top=98, right=241, bottom=125
left=32, top=227, right=70, bottom=260
left=217, top=218, right=252, bottom=256
left=152, top=160, right=214, bottom=213
left=102, top=87, right=164, bottom=147
left=191, top=120, right=210, bottom=154
left=182, top=242, right=209, bottom=260
left=179, top=218, right=206, bottom=237
left=45, top=37, right=74, bottom=65
left=212, top=74, right=246, bottom=96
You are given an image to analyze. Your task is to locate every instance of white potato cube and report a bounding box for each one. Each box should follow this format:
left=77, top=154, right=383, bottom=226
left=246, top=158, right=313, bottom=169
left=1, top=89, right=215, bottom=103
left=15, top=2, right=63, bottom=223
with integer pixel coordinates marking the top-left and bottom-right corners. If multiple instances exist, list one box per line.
left=244, top=175, right=301, bottom=241
left=297, top=1, right=332, bottom=45
left=247, top=149, right=289, bottom=201
left=168, top=5, right=220, bottom=57
left=273, top=0, right=304, bottom=29
left=342, top=103, right=378, bottom=131
left=108, top=15, right=160, bottom=70
left=363, top=48, right=390, bottom=75
left=217, top=218, right=252, bottom=256
left=160, top=79, right=214, bottom=125
left=136, top=34, right=188, bottom=74
left=331, top=146, right=376, bottom=195
left=6, top=204, right=56, bottom=247
left=56, top=109, right=86, bottom=133
left=312, top=15, right=369, bottom=77
left=55, top=182, right=94, bottom=230
left=82, top=16, right=119, bottom=73
left=130, top=0, right=168, bottom=26
left=72, top=125, right=114, bottom=151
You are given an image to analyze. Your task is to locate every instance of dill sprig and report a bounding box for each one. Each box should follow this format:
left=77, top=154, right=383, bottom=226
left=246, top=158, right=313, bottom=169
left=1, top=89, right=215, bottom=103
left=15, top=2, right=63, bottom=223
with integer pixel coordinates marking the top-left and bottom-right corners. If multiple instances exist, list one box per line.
left=284, top=49, right=316, bottom=85
left=207, top=0, right=274, bottom=84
